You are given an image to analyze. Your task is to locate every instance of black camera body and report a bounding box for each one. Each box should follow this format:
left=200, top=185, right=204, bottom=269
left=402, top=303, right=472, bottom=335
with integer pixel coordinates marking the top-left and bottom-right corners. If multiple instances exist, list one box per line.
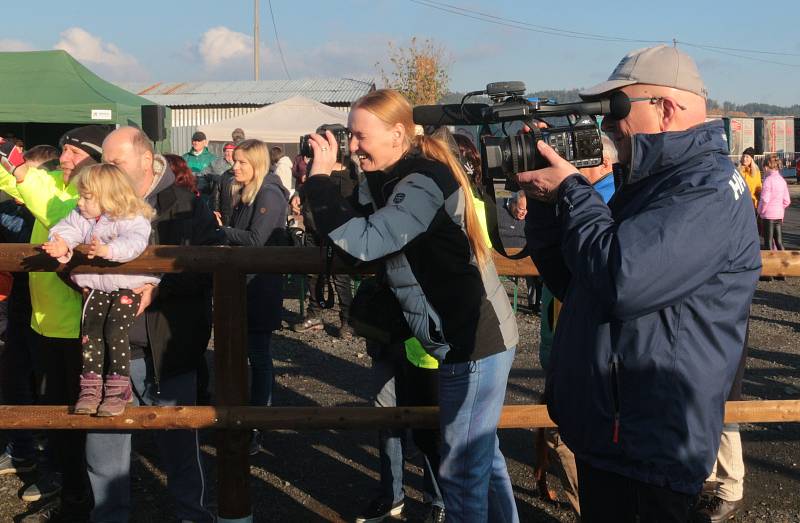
left=299, top=123, right=352, bottom=165
left=482, top=115, right=603, bottom=180
left=412, top=81, right=630, bottom=182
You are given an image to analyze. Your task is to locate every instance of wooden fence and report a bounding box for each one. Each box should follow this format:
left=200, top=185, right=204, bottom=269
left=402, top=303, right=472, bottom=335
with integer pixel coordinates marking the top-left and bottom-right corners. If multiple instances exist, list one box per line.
left=0, top=244, right=797, bottom=522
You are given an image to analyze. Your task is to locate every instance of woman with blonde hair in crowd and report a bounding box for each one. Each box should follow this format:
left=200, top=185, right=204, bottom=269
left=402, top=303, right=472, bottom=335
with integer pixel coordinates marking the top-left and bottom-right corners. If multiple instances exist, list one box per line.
left=303, top=89, right=519, bottom=522
left=218, top=139, right=289, bottom=454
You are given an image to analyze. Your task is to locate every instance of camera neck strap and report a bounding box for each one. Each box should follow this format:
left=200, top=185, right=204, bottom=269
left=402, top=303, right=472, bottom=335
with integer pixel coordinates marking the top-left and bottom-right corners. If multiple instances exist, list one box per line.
left=314, top=243, right=336, bottom=309
left=480, top=192, right=529, bottom=260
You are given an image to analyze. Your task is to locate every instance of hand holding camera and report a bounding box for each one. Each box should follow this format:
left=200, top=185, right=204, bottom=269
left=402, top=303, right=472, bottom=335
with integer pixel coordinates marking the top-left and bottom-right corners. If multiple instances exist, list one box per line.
left=517, top=141, right=581, bottom=202
left=305, top=130, right=339, bottom=177
left=299, top=124, right=352, bottom=177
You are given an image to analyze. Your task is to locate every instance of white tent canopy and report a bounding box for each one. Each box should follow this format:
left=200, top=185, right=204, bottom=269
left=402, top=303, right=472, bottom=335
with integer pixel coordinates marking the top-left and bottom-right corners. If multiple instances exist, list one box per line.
left=198, top=95, right=348, bottom=143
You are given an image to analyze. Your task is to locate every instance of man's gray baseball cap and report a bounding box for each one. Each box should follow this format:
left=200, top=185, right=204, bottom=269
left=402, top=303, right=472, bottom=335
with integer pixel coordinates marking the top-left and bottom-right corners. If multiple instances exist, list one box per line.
left=580, top=45, right=707, bottom=99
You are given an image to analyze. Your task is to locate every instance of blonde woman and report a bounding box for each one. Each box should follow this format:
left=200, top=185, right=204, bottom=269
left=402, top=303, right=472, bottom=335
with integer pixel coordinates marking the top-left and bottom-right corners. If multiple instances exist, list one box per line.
left=219, top=139, right=289, bottom=453
left=304, top=89, right=519, bottom=522
left=42, top=163, right=158, bottom=417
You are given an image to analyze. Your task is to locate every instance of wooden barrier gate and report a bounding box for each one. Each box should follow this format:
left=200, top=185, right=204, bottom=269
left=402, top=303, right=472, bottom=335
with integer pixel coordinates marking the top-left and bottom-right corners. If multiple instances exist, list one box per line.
left=0, top=245, right=797, bottom=522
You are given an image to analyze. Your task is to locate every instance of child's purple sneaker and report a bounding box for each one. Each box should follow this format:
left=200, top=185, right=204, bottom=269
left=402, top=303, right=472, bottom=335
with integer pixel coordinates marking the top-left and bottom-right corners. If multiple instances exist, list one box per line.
left=97, top=374, right=133, bottom=417
left=73, top=372, right=103, bottom=415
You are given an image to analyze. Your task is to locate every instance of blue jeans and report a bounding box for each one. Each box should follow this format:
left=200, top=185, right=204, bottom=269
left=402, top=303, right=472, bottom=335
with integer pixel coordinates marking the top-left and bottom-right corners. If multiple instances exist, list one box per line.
left=85, top=357, right=214, bottom=523
left=438, top=348, right=518, bottom=523
left=248, top=330, right=273, bottom=407
left=371, top=349, right=443, bottom=507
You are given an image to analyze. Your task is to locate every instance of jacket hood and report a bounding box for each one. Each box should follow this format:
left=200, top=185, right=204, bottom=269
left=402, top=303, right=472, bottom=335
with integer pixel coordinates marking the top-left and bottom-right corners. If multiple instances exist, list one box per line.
left=626, top=120, right=729, bottom=185
left=146, top=154, right=176, bottom=206
left=262, top=172, right=289, bottom=199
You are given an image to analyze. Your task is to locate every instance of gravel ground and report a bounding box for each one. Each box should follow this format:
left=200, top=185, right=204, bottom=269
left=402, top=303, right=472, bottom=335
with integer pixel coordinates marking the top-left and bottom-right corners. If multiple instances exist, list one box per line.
left=1, top=190, right=799, bottom=522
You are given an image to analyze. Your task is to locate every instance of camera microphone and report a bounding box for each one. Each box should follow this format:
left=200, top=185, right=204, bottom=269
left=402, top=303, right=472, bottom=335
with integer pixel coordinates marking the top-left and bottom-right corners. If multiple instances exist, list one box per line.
left=412, top=103, right=491, bottom=126
left=535, top=91, right=631, bottom=119
left=413, top=91, right=630, bottom=127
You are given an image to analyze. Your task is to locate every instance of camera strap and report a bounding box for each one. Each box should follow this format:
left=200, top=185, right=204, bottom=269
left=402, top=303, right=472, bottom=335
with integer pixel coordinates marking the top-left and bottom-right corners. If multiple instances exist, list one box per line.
left=480, top=193, right=530, bottom=260
left=314, top=243, right=336, bottom=309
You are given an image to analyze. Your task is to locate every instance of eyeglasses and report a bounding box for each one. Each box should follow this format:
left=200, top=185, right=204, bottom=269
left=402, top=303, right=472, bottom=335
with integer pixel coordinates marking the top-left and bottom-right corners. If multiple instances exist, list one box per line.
left=627, top=97, right=687, bottom=111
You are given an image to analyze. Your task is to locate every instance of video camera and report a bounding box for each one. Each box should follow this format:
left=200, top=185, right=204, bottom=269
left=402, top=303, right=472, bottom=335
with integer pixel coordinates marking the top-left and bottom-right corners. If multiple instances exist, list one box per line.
left=299, top=124, right=352, bottom=165
left=412, top=81, right=631, bottom=181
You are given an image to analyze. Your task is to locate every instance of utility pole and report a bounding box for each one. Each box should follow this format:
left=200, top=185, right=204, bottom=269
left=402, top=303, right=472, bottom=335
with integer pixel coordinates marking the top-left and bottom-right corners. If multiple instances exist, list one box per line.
left=254, top=0, right=260, bottom=81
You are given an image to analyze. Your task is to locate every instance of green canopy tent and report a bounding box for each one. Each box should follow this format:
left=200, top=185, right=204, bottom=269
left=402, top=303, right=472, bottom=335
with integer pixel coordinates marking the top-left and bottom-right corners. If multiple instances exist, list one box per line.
left=0, top=50, right=170, bottom=152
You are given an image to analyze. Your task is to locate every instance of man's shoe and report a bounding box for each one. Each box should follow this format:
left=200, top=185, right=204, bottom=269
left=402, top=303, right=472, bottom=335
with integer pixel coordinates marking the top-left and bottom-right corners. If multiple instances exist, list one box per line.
left=293, top=317, right=323, bottom=333
left=21, top=471, right=62, bottom=502
left=337, top=323, right=355, bottom=340
left=694, top=496, right=744, bottom=523
left=422, top=504, right=446, bottom=523
left=0, top=451, right=36, bottom=475
left=355, top=498, right=404, bottom=523
left=20, top=497, right=61, bottom=522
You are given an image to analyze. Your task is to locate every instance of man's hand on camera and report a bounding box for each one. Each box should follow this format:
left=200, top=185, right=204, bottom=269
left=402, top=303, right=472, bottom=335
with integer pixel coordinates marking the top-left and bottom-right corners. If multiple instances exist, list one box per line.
left=307, top=130, right=338, bottom=177
left=516, top=141, right=578, bottom=202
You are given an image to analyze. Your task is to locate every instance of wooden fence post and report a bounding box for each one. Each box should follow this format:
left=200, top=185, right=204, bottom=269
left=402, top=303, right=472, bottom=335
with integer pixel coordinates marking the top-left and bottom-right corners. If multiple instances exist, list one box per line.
left=214, top=270, right=252, bottom=522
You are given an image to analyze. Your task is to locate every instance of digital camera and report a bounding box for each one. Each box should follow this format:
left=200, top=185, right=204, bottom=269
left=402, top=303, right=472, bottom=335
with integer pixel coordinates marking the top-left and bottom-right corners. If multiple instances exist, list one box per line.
left=299, top=124, right=352, bottom=165
left=412, top=81, right=631, bottom=181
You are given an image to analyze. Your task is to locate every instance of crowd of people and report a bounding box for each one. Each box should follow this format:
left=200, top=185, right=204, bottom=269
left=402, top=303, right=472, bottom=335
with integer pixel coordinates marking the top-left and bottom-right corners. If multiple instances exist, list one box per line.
left=0, top=43, right=785, bottom=523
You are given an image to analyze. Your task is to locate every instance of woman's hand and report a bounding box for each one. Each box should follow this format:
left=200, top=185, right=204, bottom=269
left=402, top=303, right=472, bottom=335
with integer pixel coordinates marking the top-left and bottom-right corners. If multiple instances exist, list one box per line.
left=213, top=211, right=223, bottom=227
left=87, top=235, right=110, bottom=260
left=307, top=130, right=338, bottom=177
left=133, top=283, right=159, bottom=316
left=42, top=233, right=69, bottom=259
left=289, top=194, right=302, bottom=215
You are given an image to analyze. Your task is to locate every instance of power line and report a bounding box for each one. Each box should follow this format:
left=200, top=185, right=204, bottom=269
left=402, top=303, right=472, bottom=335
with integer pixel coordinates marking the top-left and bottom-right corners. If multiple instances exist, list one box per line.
left=268, top=0, right=292, bottom=80
left=411, top=0, right=800, bottom=68
left=410, top=0, right=668, bottom=44
left=679, top=42, right=800, bottom=69
left=677, top=41, right=800, bottom=58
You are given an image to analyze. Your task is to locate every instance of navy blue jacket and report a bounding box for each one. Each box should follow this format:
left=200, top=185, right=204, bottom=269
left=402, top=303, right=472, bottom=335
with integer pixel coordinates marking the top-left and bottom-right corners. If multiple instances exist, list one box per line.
left=223, top=173, right=289, bottom=332
left=526, top=120, right=761, bottom=494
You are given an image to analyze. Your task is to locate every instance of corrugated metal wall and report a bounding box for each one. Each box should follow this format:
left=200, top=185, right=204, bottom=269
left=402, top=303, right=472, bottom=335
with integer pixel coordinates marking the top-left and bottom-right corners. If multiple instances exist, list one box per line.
left=171, top=106, right=261, bottom=127
left=169, top=107, right=260, bottom=154
left=168, top=105, right=352, bottom=155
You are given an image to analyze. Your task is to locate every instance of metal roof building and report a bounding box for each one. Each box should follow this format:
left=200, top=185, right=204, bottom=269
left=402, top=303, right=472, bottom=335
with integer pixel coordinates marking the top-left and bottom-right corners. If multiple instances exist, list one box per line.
left=115, top=78, right=375, bottom=153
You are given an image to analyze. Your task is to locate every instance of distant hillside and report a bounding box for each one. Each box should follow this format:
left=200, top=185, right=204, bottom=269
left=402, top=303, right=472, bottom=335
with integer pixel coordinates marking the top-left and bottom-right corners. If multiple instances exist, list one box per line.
left=441, top=90, right=800, bottom=116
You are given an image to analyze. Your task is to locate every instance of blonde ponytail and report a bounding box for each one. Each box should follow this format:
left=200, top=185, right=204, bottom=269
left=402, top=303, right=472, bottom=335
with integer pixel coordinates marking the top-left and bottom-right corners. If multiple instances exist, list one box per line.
left=415, top=134, right=490, bottom=268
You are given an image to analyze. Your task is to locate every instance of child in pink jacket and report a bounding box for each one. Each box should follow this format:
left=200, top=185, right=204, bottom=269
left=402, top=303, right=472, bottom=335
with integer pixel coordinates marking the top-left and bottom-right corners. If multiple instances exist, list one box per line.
left=43, top=163, right=158, bottom=416
left=758, top=155, right=792, bottom=250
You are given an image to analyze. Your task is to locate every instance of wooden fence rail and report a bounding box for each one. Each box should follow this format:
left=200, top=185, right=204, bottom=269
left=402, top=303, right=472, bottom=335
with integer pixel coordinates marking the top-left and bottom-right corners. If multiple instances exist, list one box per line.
left=1, top=400, right=799, bottom=431
left=0, top=244, right=796, bottom=522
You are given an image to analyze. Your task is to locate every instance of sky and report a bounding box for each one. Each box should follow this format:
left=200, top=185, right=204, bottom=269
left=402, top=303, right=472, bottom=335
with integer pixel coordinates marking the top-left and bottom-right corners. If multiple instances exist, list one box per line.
left=2, top=0, right=799, bottom=106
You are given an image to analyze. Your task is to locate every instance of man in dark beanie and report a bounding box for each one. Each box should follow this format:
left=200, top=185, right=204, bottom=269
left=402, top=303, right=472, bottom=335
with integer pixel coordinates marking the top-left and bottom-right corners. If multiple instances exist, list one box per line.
left=57, top=124, right=111, bottom=181
left=0, top=123, right=112, bottom=521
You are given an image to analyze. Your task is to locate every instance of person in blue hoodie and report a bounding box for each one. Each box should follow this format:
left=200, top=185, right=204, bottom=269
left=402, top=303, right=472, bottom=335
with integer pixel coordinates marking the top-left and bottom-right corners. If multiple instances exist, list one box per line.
left=518, top=45, right=761, bottom=522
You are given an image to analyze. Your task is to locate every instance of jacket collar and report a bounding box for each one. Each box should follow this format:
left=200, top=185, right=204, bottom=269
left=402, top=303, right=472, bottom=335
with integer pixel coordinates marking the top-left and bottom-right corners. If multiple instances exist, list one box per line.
left=362, top=149, right=429, bottom=208
left=623, top=120, right=729, bottom=186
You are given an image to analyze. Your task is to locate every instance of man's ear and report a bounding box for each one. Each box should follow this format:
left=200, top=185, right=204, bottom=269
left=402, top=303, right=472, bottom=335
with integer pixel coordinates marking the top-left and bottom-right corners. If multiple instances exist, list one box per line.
left=141, top=150, right=154, bottom=172
left=659, top=97, right=681, bottom=131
